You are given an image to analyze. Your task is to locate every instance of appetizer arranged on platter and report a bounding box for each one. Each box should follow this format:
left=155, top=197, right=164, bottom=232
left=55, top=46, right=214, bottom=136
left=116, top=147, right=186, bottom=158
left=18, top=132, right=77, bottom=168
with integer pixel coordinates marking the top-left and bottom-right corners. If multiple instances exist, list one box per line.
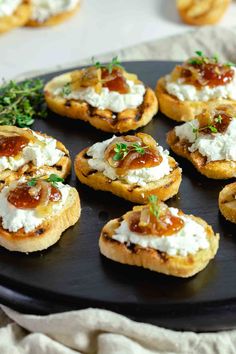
left=44, top=58, right=158, bottom=133
left=219, top=182, right=236, bottom=224
left=156, top=51, right=236, bottom=122
left=167, top=106, right=236, bottom=179
left=176, top=0, right=231, bottom=26
left=74, top=133, right=181, bottom=204
left=0, top=174, right=80, bottom=252
left=0, top=0, right=31, bottom=34
left=0, top=126, right=71, bottom=188
left=99, top=196, right=219, bottom=277
left=26, top=0, right=80, bottom=27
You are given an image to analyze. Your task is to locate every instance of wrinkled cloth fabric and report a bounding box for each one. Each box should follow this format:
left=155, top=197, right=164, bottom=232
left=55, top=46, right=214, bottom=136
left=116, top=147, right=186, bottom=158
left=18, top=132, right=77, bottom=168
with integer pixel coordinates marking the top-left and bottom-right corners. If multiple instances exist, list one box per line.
left=1, top=305, right=236, bottom=354
left=2, top=26, right=236, bottom=353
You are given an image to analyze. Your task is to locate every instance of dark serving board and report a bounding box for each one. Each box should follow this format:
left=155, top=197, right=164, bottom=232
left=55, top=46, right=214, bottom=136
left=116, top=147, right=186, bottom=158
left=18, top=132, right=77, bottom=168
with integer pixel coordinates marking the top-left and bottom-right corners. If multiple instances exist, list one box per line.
left=0, top=61, right=235, bottom=332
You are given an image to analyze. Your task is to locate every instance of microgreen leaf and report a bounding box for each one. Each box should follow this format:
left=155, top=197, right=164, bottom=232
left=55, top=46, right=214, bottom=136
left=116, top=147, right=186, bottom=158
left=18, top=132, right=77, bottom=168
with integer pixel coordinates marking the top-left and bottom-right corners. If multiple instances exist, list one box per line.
left=148, top=195, right=160, bottom=220
left=47, top=174, right=64, bottom=187
left=27, top=178, right=38, bottom=187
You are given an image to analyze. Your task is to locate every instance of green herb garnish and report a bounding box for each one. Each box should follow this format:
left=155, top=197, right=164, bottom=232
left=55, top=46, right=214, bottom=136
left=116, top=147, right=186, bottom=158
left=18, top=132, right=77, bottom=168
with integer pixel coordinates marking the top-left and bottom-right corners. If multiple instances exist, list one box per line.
left=62, top=82, right=71, bottom=96
left=0, top=79, right=46, bottom=127
left=113, top=142, right=148, bottom=161
left=148, top=195, right=160, bottom=220
left=46, top=174, right=64, bottom=188
left=27, top=174, right=64, bottom=188
left=188, top=51, right=235, bottom=68
left=92, top=56, right=124, bottom=74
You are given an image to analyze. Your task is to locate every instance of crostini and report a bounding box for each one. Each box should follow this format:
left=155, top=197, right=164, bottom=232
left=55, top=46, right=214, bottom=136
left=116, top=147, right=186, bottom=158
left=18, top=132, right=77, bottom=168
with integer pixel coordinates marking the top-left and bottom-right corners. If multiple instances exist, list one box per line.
left=0, top=126, right=71, bottom=189
left=176, top=0, right=231, bottom=26
left=167, top=105, right=236, bottom=179
left=156, top=51, right=236, bottom=122
left=219, top=182, right=236, bottom=224
left=0, top=0, right=31, bottom=34
left=0, top=175, right=80, bottom=252
left=45, top=58, right=158, bottom=133
left=26, top=0, right=80, bottom=27
left=74, top=133, right=181, bottom=203
left=99, top=196, right=219, bottom=277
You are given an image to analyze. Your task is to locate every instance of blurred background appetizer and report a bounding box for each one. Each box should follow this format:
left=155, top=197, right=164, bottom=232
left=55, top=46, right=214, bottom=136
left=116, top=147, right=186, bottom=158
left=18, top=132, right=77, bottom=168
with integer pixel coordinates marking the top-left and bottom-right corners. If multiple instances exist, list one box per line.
left=0, top=0, right=31, bottom=34
left=74, top=133, right=181, bottom=203
left=99, top=196, right=219, bottom=277
left=176, top=0, right=231, bottom=26
left=44, top=58, right=158, bottom=133
left=26, top=0, right=80, bottom=27
left=219, top=182, right=236, bottom=224
left=167, top=105, right=236, bottom=179
left=0, top=175, right=80, bottom=252
left=156, top=52, right=236, bottom=122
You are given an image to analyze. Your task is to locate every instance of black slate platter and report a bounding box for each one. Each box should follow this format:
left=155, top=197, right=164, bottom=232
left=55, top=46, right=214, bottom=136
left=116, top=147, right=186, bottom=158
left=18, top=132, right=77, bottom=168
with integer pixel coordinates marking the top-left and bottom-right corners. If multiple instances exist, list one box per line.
left=0, top=61, right=235, bottom=332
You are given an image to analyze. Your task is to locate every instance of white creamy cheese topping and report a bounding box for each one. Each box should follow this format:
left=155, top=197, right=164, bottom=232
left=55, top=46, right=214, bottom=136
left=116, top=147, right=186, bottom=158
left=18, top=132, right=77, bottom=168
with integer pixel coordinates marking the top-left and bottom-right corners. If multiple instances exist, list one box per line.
left=0, top=131, right=64, bottom=172
left=31, top=0, right=80, bottom=22
left=0, top=181, right=70, bottom=233
left=87, top=137, right=172, bottom=187
left=165, top=67, right=236, bottom=102
left=175, top=118, right=236, bottom=162
left=59, top=80, right=146, bottom=113
left=113, top=207, right=209, bottom=257
left=0, top=0, right=22, bottom=17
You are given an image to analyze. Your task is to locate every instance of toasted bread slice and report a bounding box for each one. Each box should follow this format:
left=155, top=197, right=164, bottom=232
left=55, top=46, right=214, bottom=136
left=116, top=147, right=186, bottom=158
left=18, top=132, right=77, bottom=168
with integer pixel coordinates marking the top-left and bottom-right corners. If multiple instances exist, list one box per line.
left=0, top=128, right=71, bottom=189
left=156, top=77, right=236, bottom=122
left=176, top=0, right=230, bottom=26
left=44, top=72, right=158, bottom=133
left=74, top=147, right=181, bottom=204
left=0, top=0, right=31, bottom=34
left=0, top=186, right=80, bottom=252
left=99, top=205, right=219, bottom=278
left=167, top=128, right=236, bottom=179
left=26, top=2, right=80, bottom=27
left=219, top=182, right=236, bottom=224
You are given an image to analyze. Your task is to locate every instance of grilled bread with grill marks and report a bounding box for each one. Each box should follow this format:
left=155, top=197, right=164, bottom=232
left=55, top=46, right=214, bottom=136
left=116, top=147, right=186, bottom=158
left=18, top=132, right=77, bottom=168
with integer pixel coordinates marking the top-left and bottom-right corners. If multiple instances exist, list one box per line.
left=99, top=205, right=219, bottom=278
left=0, top=186, right=80, bottom=252
left=44, top=72, right=158, bottom=133
left=166, top=128, right=236, bottom=179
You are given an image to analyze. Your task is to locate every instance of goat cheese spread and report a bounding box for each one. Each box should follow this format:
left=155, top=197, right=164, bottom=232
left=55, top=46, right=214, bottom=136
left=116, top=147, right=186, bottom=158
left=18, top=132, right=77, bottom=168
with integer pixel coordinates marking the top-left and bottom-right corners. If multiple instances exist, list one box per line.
left=0, top=182, right=70, bottom=233
left=0, top=0, right=22, bottom=17
left=30, top=0, right=80, bottom=22
left=57, top=79, right=146, bottom=113
left=0, top=131, right=64, bottom=172
left=175, top=118, right=236, bottom=162
left=113, top=207, right=209, bottom=257
left=165, top=67, right=236, bottom=102
left=87, top=137, right=172, bottom=187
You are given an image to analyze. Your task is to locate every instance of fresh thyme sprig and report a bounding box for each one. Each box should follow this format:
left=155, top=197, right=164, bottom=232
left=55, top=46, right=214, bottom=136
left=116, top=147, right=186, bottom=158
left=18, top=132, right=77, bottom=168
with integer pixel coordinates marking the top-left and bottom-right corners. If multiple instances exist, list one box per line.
left=0, top=79, right=46, bottom=127
left=92, top=56, right=124, bottom=74
left=148, top=195, right=160, bottom=220
left=192, top=115, right=222, bottom=137
left=27, top=174, right=64, bottom=188
left=113, top=142, right=148, bottom=161
left=188, top=51, right=235, bottom=67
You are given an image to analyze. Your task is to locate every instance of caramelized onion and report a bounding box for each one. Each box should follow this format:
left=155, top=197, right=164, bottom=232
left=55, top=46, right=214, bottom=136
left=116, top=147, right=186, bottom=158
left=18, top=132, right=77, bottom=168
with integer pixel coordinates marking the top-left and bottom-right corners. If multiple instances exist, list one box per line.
left=139, top=206, right=150, bottom=227
left=37, top=180, right=51, bottom=206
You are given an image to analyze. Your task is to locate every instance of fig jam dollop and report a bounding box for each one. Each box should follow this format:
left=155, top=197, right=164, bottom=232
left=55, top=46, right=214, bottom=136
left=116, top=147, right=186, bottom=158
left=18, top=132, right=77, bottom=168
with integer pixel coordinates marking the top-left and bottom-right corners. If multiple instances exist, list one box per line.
left=180, top=63, right=234, bottom=88
left=129, top=209, right=184, bottom=237
left=0, top=135, right=29, bottom=157
left=101, top=68, right=129, bottom=94
left=8, top=183, right=61, bottom=209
